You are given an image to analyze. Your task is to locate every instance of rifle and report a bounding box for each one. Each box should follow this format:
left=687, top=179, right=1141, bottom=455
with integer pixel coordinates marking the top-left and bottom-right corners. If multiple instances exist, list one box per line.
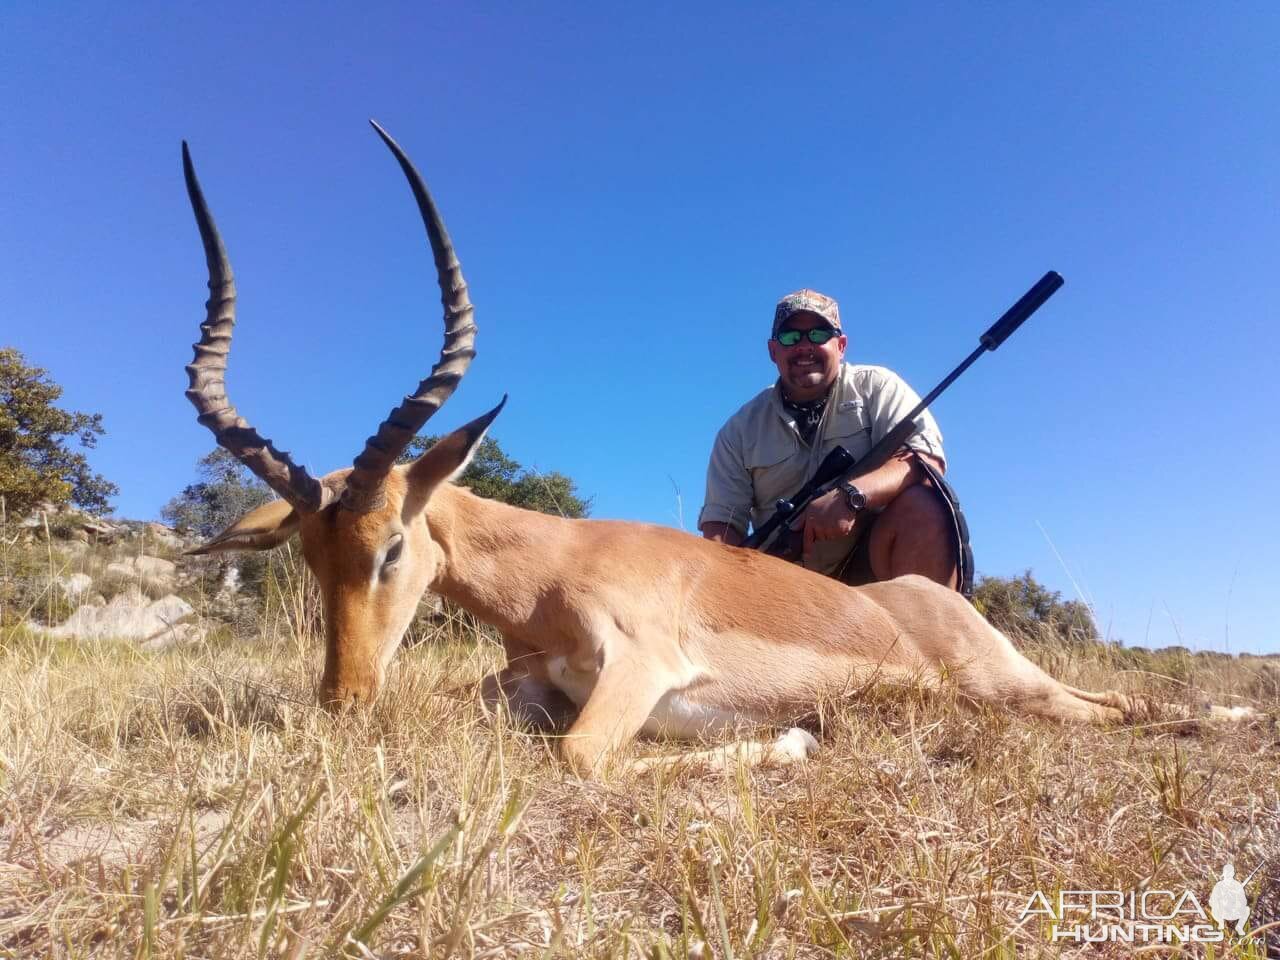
left=743, top=270, right=1064, bottom=555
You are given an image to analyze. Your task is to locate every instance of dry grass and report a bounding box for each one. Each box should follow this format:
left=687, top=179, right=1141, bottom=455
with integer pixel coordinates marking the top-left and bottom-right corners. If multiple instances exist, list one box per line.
left=1, top=546, right=1278, bottom=957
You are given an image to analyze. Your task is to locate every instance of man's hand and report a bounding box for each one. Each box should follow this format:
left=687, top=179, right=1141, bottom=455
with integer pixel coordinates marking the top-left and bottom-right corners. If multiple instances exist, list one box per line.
left=800, top=487, right=859, bottom=561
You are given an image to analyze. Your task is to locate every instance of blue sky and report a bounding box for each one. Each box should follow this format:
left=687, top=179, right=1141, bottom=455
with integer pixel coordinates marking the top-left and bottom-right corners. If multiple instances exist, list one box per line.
left=3, top=3, right=1277, bottom=652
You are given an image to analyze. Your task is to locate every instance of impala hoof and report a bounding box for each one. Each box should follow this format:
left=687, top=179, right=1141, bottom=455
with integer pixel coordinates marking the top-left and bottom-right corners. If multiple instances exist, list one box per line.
left=773, top=727, right=820, bottom=763
left=1207, top=704, right=1261, bottom=722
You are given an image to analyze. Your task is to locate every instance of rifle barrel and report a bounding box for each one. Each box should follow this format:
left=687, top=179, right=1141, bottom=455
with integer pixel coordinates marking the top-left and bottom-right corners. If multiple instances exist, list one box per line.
left=981, top=271, right=1064, bottom=350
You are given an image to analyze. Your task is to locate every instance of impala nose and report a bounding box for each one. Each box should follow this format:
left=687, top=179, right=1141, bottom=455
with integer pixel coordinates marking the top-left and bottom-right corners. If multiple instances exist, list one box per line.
left=321, top=687, right=361, bottom=711
left=320, top=668, right=383, bottom=710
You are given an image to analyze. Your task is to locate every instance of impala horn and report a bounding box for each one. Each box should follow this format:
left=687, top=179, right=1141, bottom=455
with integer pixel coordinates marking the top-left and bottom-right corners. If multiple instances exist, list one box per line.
left=341, top=120, right=477, bottom=512
left=182, top=121, right=476, bottom=514
left=183, top=142, right=333, bottom=513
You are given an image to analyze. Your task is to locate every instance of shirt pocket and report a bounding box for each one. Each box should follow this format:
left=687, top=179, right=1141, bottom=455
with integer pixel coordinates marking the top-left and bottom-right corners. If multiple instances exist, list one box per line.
left=742, top=431, right=804, bottom=508
left=824, top=402, right=874, bottom=459
left=742, top=430, right=798, bottom=472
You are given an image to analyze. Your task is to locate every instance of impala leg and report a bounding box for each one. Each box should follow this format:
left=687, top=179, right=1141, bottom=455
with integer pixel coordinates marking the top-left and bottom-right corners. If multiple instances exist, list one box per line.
left=1061, top=684, right=1260, bottom=725
left=1014, top=680, right=1127, bottom=723
left=959, top=661, right=1259, bottom=728
left=560, top=658, right=672, bottom=778
left=954, top=650, right=1128, bottom=724
left=629, top=727, right=820, bottom=776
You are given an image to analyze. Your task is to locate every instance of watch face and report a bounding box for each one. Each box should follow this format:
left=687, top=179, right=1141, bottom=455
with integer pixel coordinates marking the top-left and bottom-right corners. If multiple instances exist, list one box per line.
left=843, top=483, right=866, bottom=510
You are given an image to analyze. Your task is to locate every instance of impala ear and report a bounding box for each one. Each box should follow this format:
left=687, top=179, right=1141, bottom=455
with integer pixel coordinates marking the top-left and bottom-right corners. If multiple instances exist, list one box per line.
left=407, top=396, right=508, bottom=496
left=186, top=498, right=301, bottom=555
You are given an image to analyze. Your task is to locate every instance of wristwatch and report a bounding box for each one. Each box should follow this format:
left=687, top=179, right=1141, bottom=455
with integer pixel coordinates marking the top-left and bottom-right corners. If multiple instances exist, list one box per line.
left=837, top=480, right=867, bottom=512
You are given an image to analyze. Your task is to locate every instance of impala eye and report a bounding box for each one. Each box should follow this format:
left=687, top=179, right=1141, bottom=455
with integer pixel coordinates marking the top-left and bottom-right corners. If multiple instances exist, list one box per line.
left=383, top=535, right=404, bottom=568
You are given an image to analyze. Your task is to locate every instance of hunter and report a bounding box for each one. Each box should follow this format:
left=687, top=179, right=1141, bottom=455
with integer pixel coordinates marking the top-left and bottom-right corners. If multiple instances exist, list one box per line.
left=698, top=288, right=972, bottom=595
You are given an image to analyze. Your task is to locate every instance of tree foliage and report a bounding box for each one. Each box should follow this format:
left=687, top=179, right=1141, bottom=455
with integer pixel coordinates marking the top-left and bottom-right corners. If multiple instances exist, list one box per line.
left=973, top=570, right=1098, bottom=645
left=0, top=347, right=118, bottom=518
left=161, top=448, right=273, bottom=538
left=400, top=435, right=590, bottom=518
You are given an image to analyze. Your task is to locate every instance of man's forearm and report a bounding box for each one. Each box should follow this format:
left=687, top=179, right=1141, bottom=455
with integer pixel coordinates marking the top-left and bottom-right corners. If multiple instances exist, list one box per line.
left=853, top=452, right=943, bottom=510
left=701, top=452, right=942, bottom=547
left=700, top=521, right=744, bottom=546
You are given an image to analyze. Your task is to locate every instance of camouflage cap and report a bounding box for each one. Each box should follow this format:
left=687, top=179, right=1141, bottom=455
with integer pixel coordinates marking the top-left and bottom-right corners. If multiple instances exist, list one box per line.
left=772, top=289, right=841, bottom=336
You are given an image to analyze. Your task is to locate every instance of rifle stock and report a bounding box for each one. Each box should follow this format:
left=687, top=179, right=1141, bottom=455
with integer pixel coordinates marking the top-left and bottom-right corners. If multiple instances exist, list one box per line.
left=741, top=420, right=917, bottom=556
left=741, top=445, right=854, bottom=550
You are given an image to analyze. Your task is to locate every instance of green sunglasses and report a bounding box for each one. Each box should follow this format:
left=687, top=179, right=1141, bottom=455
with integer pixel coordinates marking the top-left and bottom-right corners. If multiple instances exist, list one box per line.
left=775, top=326, right=840, bottom=347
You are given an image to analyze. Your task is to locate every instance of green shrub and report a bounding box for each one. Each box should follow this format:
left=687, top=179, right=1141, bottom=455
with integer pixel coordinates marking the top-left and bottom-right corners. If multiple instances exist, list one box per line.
left=973, top=570, right=1098, bottom=647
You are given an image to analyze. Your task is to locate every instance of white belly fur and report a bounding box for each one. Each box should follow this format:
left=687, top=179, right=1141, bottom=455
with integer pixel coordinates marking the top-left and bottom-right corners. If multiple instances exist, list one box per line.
left=545, top=655, right=755, bottom=741
left=641, top=690, right=744, bottom=738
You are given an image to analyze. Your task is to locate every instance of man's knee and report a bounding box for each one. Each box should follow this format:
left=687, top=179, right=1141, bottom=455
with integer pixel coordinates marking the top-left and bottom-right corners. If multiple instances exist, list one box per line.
left=884, top=484, right=952, bottom=530
left=868, top=484, right=959, bottom=586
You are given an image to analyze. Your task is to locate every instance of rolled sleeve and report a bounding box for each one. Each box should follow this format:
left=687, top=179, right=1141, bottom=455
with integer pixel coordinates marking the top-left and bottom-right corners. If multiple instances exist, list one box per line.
left=698, top=422, right=755, bottom=534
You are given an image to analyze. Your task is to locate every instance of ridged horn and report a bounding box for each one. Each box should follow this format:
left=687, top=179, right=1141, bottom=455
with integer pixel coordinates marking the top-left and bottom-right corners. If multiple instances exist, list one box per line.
left=182, top=142, right=335, bottom=514
left=340, top=120, right=478, bottom=513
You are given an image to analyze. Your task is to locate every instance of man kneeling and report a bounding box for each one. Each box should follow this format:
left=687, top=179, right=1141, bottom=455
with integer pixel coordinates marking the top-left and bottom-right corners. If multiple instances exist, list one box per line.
left=699, top=288, right=971, bottom=594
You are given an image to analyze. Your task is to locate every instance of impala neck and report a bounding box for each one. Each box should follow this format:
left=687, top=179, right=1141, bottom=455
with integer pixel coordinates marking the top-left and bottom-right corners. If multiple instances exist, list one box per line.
left=425, top=483, right=564, bottom=630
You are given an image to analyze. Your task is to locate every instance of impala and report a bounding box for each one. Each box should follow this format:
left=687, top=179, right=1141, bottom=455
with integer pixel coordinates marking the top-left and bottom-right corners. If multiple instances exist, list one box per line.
left=181, top=123, right=1252, bottom=777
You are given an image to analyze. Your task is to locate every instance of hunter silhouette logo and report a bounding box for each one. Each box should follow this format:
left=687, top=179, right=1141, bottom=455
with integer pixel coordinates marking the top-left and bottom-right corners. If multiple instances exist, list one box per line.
left=1208, top=864, right=1250, bottom=935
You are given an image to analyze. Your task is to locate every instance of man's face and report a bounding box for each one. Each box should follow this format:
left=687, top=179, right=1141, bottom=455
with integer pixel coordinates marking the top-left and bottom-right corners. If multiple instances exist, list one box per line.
left=767, top=312, right=847, bottom=402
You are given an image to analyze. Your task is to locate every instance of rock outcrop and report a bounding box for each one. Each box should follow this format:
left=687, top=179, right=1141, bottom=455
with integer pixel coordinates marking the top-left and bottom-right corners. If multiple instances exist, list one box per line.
left=35, top=588, right=208, bottom=649
left=104, top=555, right=178, bottom=594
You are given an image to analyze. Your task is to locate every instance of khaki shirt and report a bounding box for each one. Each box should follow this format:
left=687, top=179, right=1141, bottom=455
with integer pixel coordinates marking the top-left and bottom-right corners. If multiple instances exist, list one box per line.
left=698, top=363, right=945, bottom=575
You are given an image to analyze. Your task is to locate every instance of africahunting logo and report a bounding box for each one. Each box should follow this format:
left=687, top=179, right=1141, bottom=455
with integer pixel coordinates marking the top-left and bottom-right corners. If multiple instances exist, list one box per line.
left=1018, top=862, right=1262, bottom=946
